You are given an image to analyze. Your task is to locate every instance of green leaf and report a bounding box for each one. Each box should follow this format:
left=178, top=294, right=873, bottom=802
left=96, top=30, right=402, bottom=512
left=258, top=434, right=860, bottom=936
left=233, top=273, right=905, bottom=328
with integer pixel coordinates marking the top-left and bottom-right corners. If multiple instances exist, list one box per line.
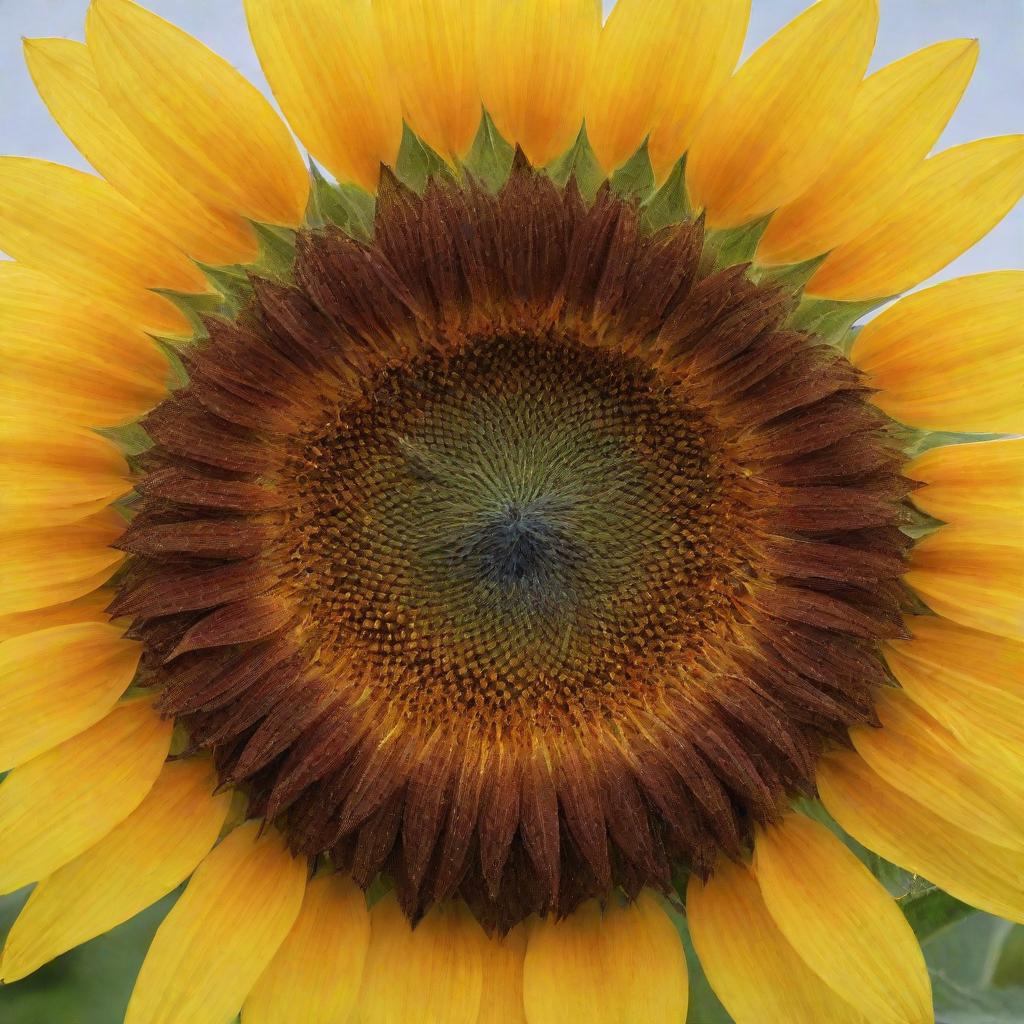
left=462, top=111, right=515, bottom=193
left=902, top=428, right=1005, bottom=459
left=751, top=254, right=827, bottom=296
left=306, top=161, right=376, bottom=241
left=992, top=926, right=1024, bottom=989
left=94, top=420, right=153, bottom=459
left=250, top=222, right=297, bottom=281
left=932, top=976, right=1024, bottom=1024
left=610, top=140, right=655, bottom=203
left=903, top=888, right=976, bottom=944
left=545, top=125, right=604, bottom=202
left=394, top=122, right=454, bottom=195
left=642, top=157, right=691, bottom=231
left=702, top=216, right=771, bottom=273
left=786, top=295, right=889, bottom=350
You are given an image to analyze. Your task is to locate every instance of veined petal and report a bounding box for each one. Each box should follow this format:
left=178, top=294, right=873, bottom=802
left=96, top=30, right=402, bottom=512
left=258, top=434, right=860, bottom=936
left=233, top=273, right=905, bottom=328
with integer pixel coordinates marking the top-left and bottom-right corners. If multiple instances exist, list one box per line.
left=0, top=698, right=171, bottom=895
left=753, top=813, right=932, bottom=1024
left=0, top=158, right=205, bottom=336
left=478, top=924, right=527, bottom=1024
left=758, top=38, right=978, bottom=265
left=24, top=37, right=258, bottom=268
left=819, top=749, right=1024, bottom=924
left=1, top=757, right=230, bottom=982
left=245, top=0, right=402, bottom=193
left=688, top=859, right=869, bottom=1024
left=808, top=135, right=1024, bottom=300
left=906, top=440, right=1024, bottom=527
left=686, top=0, right=878, bottom=230
left=850, top=689, right=1024, bottom=851
left=0, top=419, right=130, bottom=528
left=87, top=0, right=309, bottom=227
left=522, top=893, right=688, bottom=1024
left=243, top=873, right=370, bottom=1024
left=851, top=272, right=1024, bottom=434
left=476, top=0, right=601, bottom=169
left=885, top=616, right=1024, bottom=769
left=0, top=511, right=125, bottom=616
left=0, top=622, right=140, bottom=771
left=126, top=822, right=306, bottom=1024
left=374, top=0, right=481, bottom=163
left=355, top=895, right=485, bottom=1024
left=0, top=589, right=112, bottom=645
left=584, top=0, right=749, bottom=177
left=906, top=525, right=1024, bottom=640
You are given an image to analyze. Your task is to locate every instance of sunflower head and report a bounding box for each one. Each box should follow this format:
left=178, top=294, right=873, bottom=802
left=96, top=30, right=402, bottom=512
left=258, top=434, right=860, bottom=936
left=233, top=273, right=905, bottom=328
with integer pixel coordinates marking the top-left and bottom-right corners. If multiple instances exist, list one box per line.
left=1, top=1, right=1022, bottom=1023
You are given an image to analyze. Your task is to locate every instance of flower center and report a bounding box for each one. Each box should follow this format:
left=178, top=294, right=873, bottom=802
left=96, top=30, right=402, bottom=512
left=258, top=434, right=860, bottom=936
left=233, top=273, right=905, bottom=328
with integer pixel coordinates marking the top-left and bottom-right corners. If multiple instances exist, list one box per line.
left=114, top=165, right=912, bottom=931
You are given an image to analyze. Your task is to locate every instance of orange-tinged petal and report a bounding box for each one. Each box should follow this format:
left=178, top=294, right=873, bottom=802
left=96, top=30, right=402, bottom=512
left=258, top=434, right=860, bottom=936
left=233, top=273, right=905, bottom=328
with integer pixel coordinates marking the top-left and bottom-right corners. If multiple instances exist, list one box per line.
left=906, top=525, right=1024, bottom=640
left=374, top=0, right=481, bottom=163
left=126, top=823, right=306, bottom=1024
left=0, top=158, right=204, bottom=336
left=0, top=419, right=130, bottom=528
left=0, top=698, right=171, bottom=894
left=906, top=440, right=1024, bottom=527
left=758, top=38, right=978, bottom=265
left=885, top=616, right=1024, bottom=769
left=819, top=749, right=1024, bottom=924
left=24, top=36, right=258, bottom=267
left=477, top=0, right=601, bottom=169
left=0, top=621, right=140, bottom=771
left=523, top=892, right=688, bottom=1024
left=754, top=813, right=932, bottom=1024
left=585, top=0, right=749, bottom=177
left=245, top=0, right=402, bottom=193
left=87, top=0, right=309, bottom=227
left=478, top=924, right=527, bottom=1024
left=243, top=873, right=370, bottom=1024
left=1, top=757, right=230, bottom=982
left=850, top=689, right=1024, bottom=851
left=808, top=135, right=1024, bottom=300
left=850, top=271, right=1024, bottom=434
left=355, top=894, right=485, bottom=1024
left=0, top=589, right=112, bottom=645
left=688, top=859, right=869, bottom=1024
left=0, top=511, right=125, bottom=616
left=686, top=0, right=878, bottom=230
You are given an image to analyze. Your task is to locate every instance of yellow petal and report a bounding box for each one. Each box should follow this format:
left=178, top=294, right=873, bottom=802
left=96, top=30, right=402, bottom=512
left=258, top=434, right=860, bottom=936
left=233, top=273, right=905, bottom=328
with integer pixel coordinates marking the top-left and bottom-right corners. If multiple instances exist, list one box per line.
left=0, top=621, right=139, bottom=771
left=24, top=37, right=258, bottom=268
left=87, top=0, right=309, bottom=227
left=1, top=757, right=230, bottom=982
left=374, top=0, right=481, bottom=163
left=906, top=440, right=1024, bottom=527
left=0, top=511, right=125, bottom=616
left=851, top=271, right=1024, bottom=434
left=808, top=135, right=1024, bottom=300
left=885, top=616, right=1024, bottom=769
left=819, top=749, right=1024, bottom=924
left=478, top=924, right=527, bottom=1024
left=476, top=0, right=601, bottom=168
left=355, top=895, right=485, bottom=1024
left=850, top=689, right=1024, bottom=851
left=753, top=812, right=932, bottom=1024
left=0, top=270, right=167, bottom=428
left=688, top=859, right=869, bottom=1024
left=126, top=822, right=306, bottom=1024
left=522, top=892, right=688, bottom=1024
left=0, top=589, right=112, bottom=645
left=0, top=698, right=171, bottom=894
left=584, top=0, right=749, bottom=177
left=906, top=525, right=1024, bottom=641
left=686, top=0, right=878, bottom=230
left=758, top=38, right=978, bottom=265
left=0, top=419, right=130, bottom=528
left=244, top=0, right=401, bottom=193
left=0, top=158, right=205, bottom=336
left=243, top=873, right=370, bottom=1024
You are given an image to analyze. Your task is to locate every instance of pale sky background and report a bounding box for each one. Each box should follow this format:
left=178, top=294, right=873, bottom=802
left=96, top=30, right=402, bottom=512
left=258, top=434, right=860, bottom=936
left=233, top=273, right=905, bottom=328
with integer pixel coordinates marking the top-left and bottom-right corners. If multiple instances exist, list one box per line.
left=0, top=0, right=1021, bottom=288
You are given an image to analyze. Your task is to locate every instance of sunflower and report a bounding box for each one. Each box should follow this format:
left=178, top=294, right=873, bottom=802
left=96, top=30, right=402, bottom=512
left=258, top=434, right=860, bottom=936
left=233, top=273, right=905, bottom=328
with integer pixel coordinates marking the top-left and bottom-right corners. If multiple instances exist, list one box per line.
left=0, top=0, right=1022, bottom=1021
